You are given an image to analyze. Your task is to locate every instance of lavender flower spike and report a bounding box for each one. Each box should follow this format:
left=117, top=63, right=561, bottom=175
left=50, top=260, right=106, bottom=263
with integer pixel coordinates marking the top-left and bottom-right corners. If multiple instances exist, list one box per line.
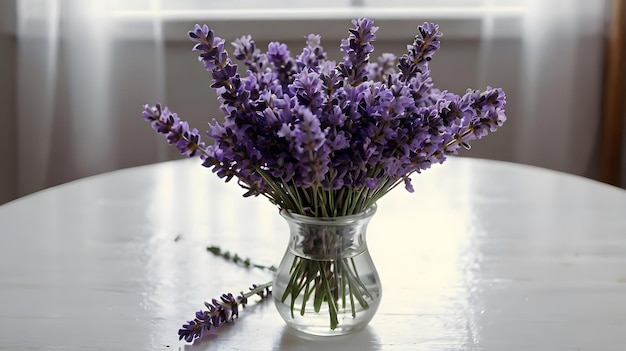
left=142, top=104, right=207, bottom=158
left=338, top=18, right=378, bottom=85
left=178, top=282, right=272, bottom=343
left=231, top=35, right=264, bottom=73
left=296, top=34, right=327, bottom=72
left=398, top=22, right=442, bottom=82
left=189, top=24, right=228, bottom=72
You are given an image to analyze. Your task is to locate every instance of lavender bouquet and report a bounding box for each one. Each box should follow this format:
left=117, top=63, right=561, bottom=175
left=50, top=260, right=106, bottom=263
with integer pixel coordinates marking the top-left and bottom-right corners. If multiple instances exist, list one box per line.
left=143, top=18, right=506, bottom=340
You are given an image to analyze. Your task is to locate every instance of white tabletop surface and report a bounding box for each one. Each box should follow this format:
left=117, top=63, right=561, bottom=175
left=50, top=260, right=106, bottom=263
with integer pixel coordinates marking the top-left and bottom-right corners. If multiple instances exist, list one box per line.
left=1, top=157, right=626, bottom=350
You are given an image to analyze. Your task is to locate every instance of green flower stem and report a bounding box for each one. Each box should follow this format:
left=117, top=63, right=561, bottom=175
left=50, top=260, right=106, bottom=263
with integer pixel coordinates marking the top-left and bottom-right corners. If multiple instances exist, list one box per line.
left=289, top=179, right=305, bottom=214
left=207, top=246, right=277, bottom=272
left=444, top=127, right=474, bottom=152
left=301, top=278, right=311, bottom=315
left=255, top=167, right=298, bottom=210
left=243, top=281, right=273, bottom=299
left=280, top=255, right=372, bottom=330
left=345, top=261, right=370, bottom=307
left=283, top=258, right=303, bottom=318
left=319, top=260, right=339, bottom=329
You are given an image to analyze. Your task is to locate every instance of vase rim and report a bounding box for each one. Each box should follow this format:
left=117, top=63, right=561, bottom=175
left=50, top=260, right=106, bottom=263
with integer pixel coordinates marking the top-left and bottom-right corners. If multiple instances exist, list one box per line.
left=279, top=203, right=377, bottom=225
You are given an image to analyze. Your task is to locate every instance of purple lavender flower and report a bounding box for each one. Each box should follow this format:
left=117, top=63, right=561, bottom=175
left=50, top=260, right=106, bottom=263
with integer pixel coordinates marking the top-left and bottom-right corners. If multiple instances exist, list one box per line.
left=177, top=283, right=272, bottom=343
left=178, top=314, right=205, bottom=342
left=267, top=41, right=296, bottom=89
left=142, top=104, right=207, bottom=158
left=338, top=18, right=378, bottom=86
left=189, top=24, right=252, bottom=117
left=143, top=17, right=507, bottom=217
left=369, top=53, right=397, bottom=82
left=188, top=24, right=227, bottom=72
left=250, top=283, right=272, bottom=299
left=398, top=22, right=442, bottom=83
left=291, top=70, right=324, bottom=112
left=471, top=87, right=507, bottom=132
left=296, top=34, right=327, bottom=72
left=232, top=35, right=266, bottom=73
left=278, top=106, right=331, bottom=187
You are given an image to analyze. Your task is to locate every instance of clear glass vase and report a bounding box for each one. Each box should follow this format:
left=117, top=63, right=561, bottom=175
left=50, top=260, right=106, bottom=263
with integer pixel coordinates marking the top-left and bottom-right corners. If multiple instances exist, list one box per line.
left=272, top=204, right=382, bottom=337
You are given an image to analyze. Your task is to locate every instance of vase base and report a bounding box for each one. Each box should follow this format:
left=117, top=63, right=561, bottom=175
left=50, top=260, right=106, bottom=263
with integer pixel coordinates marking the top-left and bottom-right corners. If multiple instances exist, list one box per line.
left=284, top=323, right=369, bottom=340
left=275, top=296, right=381, bottom=338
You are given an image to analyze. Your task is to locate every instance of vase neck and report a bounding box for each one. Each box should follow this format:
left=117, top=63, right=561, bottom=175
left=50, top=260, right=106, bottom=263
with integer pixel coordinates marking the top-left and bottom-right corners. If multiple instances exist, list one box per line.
left=280, top=205, right=376, bottom=260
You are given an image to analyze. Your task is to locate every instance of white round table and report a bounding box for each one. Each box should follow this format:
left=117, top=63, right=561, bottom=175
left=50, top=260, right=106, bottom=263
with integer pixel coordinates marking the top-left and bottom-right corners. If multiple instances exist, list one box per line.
left=1, top=157, right=625, bottom=350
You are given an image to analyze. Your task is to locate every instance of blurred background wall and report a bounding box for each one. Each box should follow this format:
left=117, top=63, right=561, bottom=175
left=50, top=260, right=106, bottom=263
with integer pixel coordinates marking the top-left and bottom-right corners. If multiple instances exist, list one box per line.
left=0, top=0, right=623, bottom=205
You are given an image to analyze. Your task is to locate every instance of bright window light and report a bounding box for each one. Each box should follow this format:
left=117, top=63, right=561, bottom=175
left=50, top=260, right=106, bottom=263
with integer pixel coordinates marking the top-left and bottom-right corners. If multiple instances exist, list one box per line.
left=111, top=0, right=525, bottom=20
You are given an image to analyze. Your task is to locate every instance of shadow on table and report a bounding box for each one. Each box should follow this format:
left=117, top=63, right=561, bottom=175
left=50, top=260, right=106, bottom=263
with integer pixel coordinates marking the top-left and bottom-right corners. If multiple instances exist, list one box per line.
left=277, top=325, right=381, bottom=351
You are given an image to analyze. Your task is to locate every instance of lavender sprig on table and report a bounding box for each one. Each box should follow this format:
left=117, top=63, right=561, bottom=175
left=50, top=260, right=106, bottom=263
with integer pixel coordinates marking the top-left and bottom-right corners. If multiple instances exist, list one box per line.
left=207, top=245, right=277, bottom=272
left=178, top=282, right=272, bottom=343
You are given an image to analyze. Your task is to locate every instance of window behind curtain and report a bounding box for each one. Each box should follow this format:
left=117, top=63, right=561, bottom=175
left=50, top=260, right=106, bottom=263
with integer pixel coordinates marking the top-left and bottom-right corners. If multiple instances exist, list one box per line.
left=110, top=0, right=525, bottom=17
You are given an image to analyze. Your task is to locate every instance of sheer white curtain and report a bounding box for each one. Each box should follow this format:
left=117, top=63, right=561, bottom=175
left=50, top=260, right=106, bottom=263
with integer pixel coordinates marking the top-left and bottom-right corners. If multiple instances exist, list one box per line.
left=16, top=0, right=168, bottom=198
left=11, top=0, right=610, bottom=201
left=518, top=0, right=607, bottom=177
